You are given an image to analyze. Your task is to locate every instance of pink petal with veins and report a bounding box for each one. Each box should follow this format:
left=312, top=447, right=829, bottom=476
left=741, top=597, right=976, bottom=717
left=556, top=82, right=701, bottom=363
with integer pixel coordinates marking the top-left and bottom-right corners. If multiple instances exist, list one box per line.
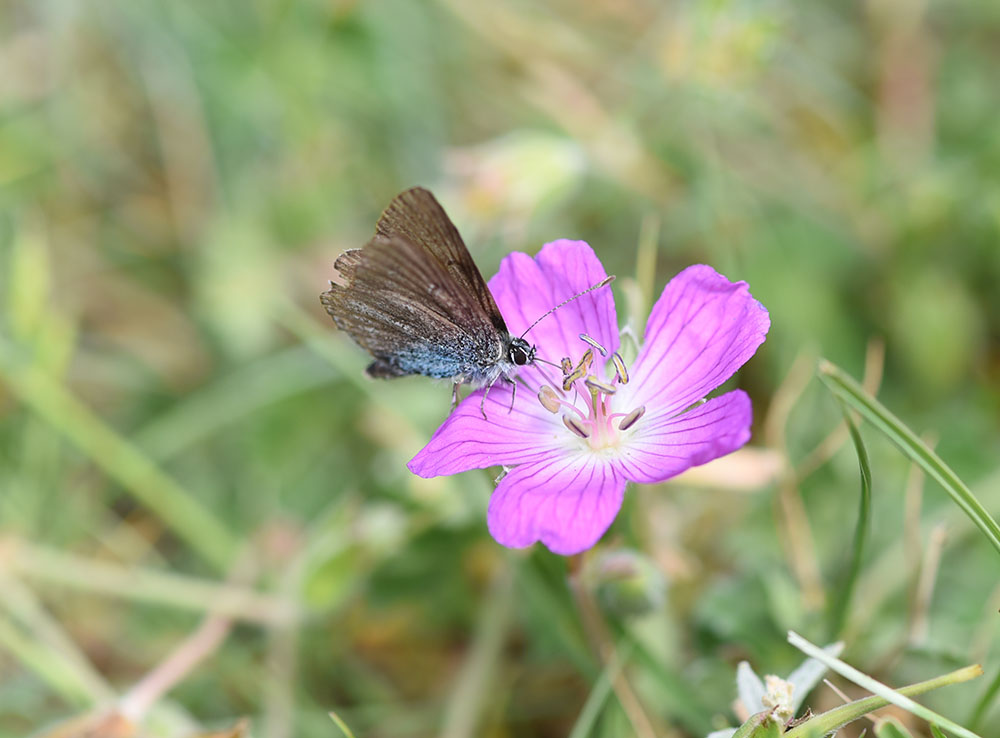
left=613, top=390, right=753, bottom=484
left=627, top=265, right=769, bottom=418
left=489, top=240, right=618, bottom=386
left=407, top=382, right=565, bottom=477
left=487, top=453, right=626, bottom=555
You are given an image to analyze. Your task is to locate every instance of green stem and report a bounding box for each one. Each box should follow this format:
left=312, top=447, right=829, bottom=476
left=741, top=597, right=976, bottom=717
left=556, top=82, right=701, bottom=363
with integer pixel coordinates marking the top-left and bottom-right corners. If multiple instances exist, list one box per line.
left=787, top=631, right=983, bottom=738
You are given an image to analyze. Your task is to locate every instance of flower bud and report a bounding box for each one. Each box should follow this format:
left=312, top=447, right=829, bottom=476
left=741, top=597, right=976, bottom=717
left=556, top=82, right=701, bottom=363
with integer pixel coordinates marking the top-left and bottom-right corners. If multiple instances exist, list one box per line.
left=590, top=549, right=667, bottom=618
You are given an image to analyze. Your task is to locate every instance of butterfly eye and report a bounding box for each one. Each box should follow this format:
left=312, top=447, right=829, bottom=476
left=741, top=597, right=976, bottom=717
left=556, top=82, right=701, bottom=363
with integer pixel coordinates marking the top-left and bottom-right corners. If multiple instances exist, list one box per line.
left=510, top=340, right=532, bottom=366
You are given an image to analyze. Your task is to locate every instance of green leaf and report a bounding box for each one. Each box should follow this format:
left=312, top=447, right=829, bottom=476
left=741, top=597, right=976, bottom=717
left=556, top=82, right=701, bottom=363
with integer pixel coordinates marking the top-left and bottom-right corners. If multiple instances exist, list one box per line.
left=818, top=360, right=1000, bottom=557
left=930, top=726, right=951, bottom=738
left=828, top=410, right=872, bottom=638
left=876, top=717, right=916, bottom=738
left=733, top=712, right=780, bottom=738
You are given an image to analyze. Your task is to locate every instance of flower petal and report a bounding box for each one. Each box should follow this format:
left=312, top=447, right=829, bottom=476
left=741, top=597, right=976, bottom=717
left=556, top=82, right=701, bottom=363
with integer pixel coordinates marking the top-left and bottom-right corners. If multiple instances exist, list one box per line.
left=626, top=265, right=769, bottom=417
left=487, top=453, right=626, bottom=555
left=489, top=240, right=619, bottom=376
left=706, top=730, right=737, bottom=738
left=407, top=382, right=566, bottom=478
left=786, top=641, right=844, bottom=711
left=613, top=390, right=752, bottom=484
left=736, top=661, right=767, bottom=714
left=408, top=241, right=617, bottom=478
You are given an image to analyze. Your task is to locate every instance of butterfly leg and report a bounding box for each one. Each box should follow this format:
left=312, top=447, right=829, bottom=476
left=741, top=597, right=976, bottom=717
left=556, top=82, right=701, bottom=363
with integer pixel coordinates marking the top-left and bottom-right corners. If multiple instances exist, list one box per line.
left=451, top=382, right=461, bottom=410
left=479, top=383, right=491, bottom=420
left=505, top=377, right=517, bottom=414
left=480, top=374, right=503, bottom=420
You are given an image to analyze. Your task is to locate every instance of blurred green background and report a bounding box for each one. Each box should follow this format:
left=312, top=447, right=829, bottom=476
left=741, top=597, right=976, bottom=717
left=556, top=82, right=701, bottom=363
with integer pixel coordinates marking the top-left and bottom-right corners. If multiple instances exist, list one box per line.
left=1, top=1, right=998, bottom=736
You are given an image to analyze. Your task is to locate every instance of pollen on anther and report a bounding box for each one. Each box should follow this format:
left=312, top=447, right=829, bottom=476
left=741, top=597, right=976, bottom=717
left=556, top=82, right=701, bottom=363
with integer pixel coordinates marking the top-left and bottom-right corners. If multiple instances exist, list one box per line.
left=538, top=385, right=561, bottom=413
left=562, top=415, right=591, bottom=438
left=611, top=352, right=629, bottom=384
left=584, top=376, right=616, bottom=395
left=579, top=333, right=608, bottom=356
left=562, top=366, right=586, bottom=391
left=618, top=405, right=646, bottom=431
left=560, top=357, right=573, bottom=374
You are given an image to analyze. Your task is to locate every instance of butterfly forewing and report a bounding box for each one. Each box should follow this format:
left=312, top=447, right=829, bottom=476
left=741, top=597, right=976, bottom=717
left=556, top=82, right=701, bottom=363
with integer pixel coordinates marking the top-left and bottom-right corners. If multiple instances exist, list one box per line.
left=375, top=187, right=508, bottom=334
left=321, top=235, right=505, bottom=381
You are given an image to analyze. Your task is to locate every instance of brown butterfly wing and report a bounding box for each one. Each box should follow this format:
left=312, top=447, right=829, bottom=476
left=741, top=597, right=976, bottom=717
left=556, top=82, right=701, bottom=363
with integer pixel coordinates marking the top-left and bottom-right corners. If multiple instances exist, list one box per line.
left=321, top=235, right=504, bottom=381
left=374, top=187, right=508, bottom=334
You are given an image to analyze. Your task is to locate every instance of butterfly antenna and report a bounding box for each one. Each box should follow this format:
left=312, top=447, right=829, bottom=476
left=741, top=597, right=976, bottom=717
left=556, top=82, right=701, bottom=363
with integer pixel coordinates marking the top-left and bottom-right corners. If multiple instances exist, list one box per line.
left=519, top=275, right=615, bottom=340
left=533, top=356, right=563, bottom=369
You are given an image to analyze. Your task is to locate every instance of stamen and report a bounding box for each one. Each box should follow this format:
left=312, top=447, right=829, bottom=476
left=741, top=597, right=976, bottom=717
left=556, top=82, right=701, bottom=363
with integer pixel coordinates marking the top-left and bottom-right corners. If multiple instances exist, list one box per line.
left=538, top=385, right=561, bottom=413
left=579, top=333, right=608, bottom=356
left=576, top=348, right=594, bottom=373
left=562, top=365, right=586, bottom=391
left=562, top=415, right=591, bottom=438
left=560, top=357, right=574, bottom=375
left=584, top=376, right=616, bottom=395
left=618, top=405, right=646, bottom=431
left=611, top=352, right=629, bottom=384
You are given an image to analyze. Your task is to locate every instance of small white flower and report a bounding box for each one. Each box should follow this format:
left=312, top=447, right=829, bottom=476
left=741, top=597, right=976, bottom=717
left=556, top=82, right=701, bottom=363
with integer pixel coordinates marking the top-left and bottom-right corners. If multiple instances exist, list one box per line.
left=761, top=674, right=796, bottom=722
left=706, top=642, right=844, bottom=738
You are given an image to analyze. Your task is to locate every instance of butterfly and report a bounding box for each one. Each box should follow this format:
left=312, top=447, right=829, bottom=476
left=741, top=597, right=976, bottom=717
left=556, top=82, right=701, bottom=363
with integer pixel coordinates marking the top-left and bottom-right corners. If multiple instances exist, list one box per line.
left=320, top=187, right=611, bottom=415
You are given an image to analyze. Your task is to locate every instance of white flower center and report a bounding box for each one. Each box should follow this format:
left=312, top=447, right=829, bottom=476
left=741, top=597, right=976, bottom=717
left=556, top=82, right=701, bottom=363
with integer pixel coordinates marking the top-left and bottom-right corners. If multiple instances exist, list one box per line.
left=536, top=334, right=645, bottom=451
left=761, top=675, right=796, bottom=723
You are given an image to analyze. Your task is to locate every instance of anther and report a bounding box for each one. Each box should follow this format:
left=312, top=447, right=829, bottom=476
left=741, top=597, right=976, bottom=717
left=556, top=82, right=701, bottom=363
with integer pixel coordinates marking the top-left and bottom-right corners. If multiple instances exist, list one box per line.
left=584, top=376, right=616, bottom=395
left=562, top=366, right=587, bottom=391
left=611, top=352, right=629, bottom=384
left=562, top=415, right=591, bottom=438
left=579, top=333, right=608, bottom=356
left=538, top=385, right=561, bottom=413
left=576, top=348, right=594, bottom=373
left=618, top=405, right=646, bottom=431
left=560, top=357, right=574, bottom=375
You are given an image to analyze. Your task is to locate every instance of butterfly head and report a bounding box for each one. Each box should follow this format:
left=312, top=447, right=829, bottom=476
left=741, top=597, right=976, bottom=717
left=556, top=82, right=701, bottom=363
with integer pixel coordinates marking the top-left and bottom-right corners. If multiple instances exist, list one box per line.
left=508, top=336, right=536, bottom=367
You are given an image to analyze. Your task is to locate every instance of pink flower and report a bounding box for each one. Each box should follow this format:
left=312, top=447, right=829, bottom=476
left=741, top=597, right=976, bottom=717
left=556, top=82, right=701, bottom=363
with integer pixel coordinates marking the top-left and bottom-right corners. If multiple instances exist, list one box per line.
left=408, top=240, right=770, bottom=555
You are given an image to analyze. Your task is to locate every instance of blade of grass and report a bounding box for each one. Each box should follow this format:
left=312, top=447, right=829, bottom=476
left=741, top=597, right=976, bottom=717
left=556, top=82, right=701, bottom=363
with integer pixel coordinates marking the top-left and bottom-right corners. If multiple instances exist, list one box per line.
left=0, top=612, right=100, bottom=707
left=818, top=360, right=1000, bottom=557
left=828, top=410, right=872, bottom=639
left=877, top=718, right=916, bottom=738
left=440, top=562, right=515, bottom=738
left=567, top=645, right=626, bottom=738
left=967, top=666, right=1000, bottom=732
left=329, top=710, right=359, bottom=738
left=624, top=631, right=714, bottom=735
left=787, top=631, right=983, bottom=738
left=0, top=572, right=115, bottom=703
left=135, top=345, right=335, bottom=461
left=4, top=539, right=295, bottom=625
left=0, top=344, right=237, bottom=570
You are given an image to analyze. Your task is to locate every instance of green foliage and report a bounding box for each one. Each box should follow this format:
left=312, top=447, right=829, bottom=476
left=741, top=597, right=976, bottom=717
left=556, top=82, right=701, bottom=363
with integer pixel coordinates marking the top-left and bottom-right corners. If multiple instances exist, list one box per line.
left=0, top=1, right=998, bottom=736
left=877, top=719, right=917, bottom=738
left=733, top=712, right=782, bottom=738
